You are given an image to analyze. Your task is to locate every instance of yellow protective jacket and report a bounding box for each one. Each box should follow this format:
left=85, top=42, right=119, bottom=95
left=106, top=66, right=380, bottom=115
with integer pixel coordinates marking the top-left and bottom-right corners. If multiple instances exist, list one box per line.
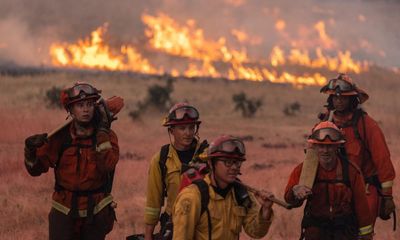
left=144, top=141, right=204, bottom=225
left=172, top=175, right=273, bottom=240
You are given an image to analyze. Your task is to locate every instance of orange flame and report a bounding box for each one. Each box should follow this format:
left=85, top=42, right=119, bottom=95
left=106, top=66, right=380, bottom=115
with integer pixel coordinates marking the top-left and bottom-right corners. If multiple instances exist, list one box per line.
left=49, top=12, right=372, bottom=88
left=50, top=25, right=158, bottom=74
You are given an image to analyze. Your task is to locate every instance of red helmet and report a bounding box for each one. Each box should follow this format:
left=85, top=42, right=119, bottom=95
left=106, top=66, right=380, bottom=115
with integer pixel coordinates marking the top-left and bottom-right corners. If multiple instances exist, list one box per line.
left=60, top=82, right=101, bottom=110
left=320, top=73, right=369, bottom=104
left=308, top=121, right=346, bottom=145
left=163, top=102, right=201, bottom=127
left=208, top=135, right=246, bottom=160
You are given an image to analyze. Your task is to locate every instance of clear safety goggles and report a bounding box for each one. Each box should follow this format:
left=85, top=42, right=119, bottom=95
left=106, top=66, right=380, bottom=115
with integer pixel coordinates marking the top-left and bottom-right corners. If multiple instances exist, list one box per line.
left=209, top=139, right=246, bottom=156
left=67, top=84, right=98, bottom=99
left=309, top=128, right=344, bottom=142
left=168, top=106, right=199, bottom=120
left=326, top=79, right=355, bottom=92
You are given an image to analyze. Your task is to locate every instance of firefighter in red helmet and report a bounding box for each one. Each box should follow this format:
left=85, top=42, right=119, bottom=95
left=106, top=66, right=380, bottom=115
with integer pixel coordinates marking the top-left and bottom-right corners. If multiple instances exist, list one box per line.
left=285, top=121, right=374, bottom=240
left=172, top=135, right=274, bottom=240
left=24, top=82, right=120, bottom=240
left=319, top=73, right=396, bottom=228
left=144, top=102, right=208, bottom=239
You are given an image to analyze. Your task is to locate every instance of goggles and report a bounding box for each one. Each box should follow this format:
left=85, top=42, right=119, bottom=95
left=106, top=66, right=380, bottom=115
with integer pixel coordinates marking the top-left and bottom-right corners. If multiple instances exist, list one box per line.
left=209, top=139, right=246, bottom=156
left=67, top=84, right=99, bottom=99
left=326, top=79, right=355, bottom=93
left=218, top=158, right=243, bottom=168
left=309, top=128, right=344, bottom=142
left=168, top=106, right=199, bottom=121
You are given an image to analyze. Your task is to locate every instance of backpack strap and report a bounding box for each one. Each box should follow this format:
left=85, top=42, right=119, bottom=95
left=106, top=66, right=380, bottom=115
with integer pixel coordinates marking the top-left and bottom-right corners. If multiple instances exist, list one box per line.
left=159, top=144, right=170, bottom=206
left=351, top=109, right=372, bottom=159
left=192, top=180, right=211, bottom=240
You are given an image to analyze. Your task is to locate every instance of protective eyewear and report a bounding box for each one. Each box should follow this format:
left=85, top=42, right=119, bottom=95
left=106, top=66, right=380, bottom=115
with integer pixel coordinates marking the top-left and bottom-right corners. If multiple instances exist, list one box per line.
left=326, top=79, right=354, bottom=93
left=67, top=84, right=98, bottom=99
left=218, top=158, right=243, bottom=168
left=168, top=106, right=199, bottom=120
left=209, top=139, right=246, bottom=156
left=309, top=128, right=344, bottom=142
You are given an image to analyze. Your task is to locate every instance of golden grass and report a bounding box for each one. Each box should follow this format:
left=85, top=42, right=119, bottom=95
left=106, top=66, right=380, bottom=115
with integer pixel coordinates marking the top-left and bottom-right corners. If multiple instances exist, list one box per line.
left=0, top=68, right=399, bottom=239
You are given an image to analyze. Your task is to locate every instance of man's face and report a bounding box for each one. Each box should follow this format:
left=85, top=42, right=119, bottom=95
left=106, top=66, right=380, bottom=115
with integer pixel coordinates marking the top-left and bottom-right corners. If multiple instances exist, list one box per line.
left=170, top=124, right=196, bottom=149
left=70, top=99, right=95, bottom=123
left=332, top=95, right=351, bottom=112
left=213, top=157, right=243, bottom=185
left=314, top=144, right=338, bottom=167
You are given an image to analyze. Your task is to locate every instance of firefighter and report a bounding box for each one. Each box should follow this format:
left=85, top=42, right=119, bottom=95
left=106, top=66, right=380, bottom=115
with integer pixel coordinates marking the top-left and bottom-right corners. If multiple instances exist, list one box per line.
left=24, top=82, right=119, bottom=240
left=319, top=73, right=396, bottom=225
left=144, top=103, right=208, bottom=240
left=172, top=135, right=274, bottom=240
left=285, top=121, right=374, bottom=240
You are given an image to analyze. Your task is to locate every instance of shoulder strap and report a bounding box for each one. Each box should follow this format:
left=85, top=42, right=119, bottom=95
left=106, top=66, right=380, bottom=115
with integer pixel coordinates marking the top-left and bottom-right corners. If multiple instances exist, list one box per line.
left=351, top=109, right=372, bottom=158
left=233, top=180, right=251, bottom=208
left=193, top=179, right=211, bottom=240
left=159, top=144, right=170, bottom=206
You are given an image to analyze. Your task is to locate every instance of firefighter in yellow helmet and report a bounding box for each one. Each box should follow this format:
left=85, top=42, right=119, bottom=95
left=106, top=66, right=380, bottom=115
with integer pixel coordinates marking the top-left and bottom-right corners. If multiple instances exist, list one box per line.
left=285, top=121, right=374, bottom=240
left=172, top=135, right=274, bottom=240
left=144, top=103, right=208, bottom=239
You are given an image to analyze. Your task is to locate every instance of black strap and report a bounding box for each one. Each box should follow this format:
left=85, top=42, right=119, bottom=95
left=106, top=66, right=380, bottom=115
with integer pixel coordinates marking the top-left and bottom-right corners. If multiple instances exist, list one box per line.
left=192, top=180, right=211, bottom=240
left=159, top=144, right=170, bottom=207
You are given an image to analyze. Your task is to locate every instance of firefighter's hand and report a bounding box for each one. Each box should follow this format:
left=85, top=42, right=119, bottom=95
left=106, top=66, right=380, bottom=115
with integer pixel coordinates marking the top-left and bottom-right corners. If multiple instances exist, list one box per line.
left=379, top=195, right=396, bottom=220
left=25, top=133, right=48, bottom=150
left=96, top=102, right=111, bottom=132
left=292, top=185, right=312, bottom=200
left=254, top=190, right=274, bottom=219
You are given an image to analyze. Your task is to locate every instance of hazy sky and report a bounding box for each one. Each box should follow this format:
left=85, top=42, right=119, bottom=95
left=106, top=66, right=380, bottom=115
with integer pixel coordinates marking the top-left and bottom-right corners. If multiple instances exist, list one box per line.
left=0, top=0, right=399, bottom=67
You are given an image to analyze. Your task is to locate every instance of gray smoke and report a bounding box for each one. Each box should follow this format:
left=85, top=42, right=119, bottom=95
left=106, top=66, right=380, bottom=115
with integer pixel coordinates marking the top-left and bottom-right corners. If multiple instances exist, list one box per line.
left=0, top=0, right=399, bottom=67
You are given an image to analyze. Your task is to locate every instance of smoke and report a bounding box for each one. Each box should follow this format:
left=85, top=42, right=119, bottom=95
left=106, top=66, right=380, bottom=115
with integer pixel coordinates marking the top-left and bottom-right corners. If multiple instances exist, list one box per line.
left=0, top=0, right=399, bottom=67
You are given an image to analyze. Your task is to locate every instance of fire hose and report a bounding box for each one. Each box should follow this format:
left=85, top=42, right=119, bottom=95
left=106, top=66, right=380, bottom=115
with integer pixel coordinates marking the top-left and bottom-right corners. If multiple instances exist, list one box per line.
left=235, top=181, right=293, bottom=209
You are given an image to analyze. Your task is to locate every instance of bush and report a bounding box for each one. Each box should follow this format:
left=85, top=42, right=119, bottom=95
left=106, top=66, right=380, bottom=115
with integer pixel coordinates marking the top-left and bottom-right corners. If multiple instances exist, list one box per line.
left=232, top=92, right=262, bottom=118
left=129, top=78, right=174, bottom=120
left=45, top=86, right=64, bottom=109
left=283, top=101, right=301, bottom=116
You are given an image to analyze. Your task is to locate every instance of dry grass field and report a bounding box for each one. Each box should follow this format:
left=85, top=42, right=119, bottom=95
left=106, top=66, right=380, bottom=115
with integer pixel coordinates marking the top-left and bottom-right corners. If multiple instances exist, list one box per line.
left=0, top=67, right=399, bottom=239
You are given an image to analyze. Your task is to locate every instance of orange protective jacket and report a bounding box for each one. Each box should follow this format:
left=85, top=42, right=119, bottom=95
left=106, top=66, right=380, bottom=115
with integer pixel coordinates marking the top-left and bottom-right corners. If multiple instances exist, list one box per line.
left=285, top=159, right=373, bottom=236
left=25, top=123, right=119, bottom=216
left=332, top=111, right=395, bottom=194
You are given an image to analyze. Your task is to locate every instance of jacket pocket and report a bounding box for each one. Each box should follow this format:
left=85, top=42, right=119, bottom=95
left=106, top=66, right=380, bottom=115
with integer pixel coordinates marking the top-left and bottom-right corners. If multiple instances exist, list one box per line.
left=230, top=206, right=246, bottom=234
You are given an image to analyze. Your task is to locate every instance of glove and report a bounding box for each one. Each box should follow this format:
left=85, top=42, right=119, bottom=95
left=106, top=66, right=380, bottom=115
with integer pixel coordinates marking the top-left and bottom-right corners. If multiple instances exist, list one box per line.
left=25, top=133, right=48, bottom=150
left=379, top=195, right=396, bottom=220
left=96, top=100, right=112, bottom=133
left=24, top=133, right=47, bottom=167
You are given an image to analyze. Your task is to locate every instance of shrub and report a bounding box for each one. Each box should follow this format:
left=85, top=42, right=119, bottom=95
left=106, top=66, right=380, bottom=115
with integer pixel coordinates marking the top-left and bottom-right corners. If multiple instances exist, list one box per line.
left=283, top=101, right=301, bottom=116
left=45, top=86, right=64, bottom=109
left=232, top=92, right=262, bottom=118
left=129, top=78, right=174, bottom=120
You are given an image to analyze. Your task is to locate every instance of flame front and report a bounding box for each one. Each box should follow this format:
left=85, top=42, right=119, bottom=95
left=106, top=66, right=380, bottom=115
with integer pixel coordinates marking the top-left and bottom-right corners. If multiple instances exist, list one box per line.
left=49, top=12, right=372, bottom=87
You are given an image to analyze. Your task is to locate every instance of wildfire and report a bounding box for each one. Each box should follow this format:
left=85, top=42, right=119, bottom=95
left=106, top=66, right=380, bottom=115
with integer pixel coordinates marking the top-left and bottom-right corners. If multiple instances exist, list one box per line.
left=49, top=12, right=371, bottom=87
left=50, top=25, right=159, bottom=74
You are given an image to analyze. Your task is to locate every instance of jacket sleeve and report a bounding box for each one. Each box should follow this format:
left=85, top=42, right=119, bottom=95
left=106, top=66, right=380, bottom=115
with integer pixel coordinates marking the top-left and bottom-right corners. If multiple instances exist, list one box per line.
left=242, top=193, right=273, bottom=239
left=144, top=152, right=163, bottom=225
left=94, top=130, right=119, bottom=174
left=363, top=116, right=395, bottom=194
left=284, top=164, right=304, bottom=207
left=349, top=166, right=373, bottom=236
left=172, top=186, right=201, bottom=240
